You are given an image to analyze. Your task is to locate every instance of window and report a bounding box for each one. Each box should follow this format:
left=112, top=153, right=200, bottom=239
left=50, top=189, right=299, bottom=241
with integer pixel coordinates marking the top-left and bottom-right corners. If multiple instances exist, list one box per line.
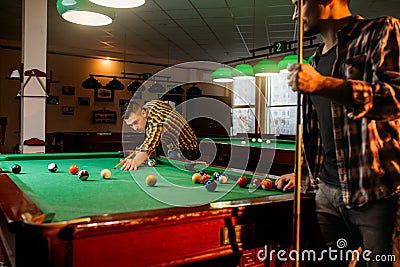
left=231, top=72, right=298, bottom=135
left=231, top=77, right=256, bottom=135
left=267, top=73, right=297, bottom=134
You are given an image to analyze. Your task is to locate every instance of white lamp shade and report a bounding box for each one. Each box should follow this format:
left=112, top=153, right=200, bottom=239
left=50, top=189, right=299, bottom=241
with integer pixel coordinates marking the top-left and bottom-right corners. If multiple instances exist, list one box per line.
left=62, top=10, right=112, bottom=26
left=89, top=0, right=145, bottom=8
left=10, top=69, right=21, bottom=79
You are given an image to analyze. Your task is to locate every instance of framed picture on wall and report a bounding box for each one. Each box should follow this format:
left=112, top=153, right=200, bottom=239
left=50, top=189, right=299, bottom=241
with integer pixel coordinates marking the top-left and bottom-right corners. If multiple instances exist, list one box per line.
left=46, top=95, right=59, bottom=105
left=95, top=88, right=114, bottom=102
left=78, top=97, right=90, bottom=106
left=62, top=106, right=74, bottom=115
left=62, top=86, right=75, bottom=95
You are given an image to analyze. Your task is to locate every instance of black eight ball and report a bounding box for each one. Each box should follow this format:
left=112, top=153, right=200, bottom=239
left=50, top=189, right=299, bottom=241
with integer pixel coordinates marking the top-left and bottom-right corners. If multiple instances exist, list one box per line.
left=11, top=164, right=21, bottom=174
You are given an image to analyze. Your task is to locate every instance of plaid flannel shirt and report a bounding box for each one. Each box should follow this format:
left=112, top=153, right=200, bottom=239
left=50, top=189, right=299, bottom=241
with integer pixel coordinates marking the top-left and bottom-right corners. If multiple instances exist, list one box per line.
left=302, top=16, right=400, bottom=208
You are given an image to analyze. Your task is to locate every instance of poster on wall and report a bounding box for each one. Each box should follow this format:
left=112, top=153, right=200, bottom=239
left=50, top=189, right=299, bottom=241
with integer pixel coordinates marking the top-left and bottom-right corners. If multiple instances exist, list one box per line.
left=95, top=88, right=114, bottom=102
left=62, top=106, right=74, bottom=115
left=62, top=86, right=75, bottom=95
left=46, top=95, right=59, bottom=105
left=78, top=97, right=90, bottom=106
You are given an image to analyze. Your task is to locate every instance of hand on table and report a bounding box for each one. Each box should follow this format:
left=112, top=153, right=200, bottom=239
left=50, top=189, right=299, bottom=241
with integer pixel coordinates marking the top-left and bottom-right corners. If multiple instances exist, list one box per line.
left=275, top=173, right=295, bottom=192
left=121, top=151, right=148, bottom=170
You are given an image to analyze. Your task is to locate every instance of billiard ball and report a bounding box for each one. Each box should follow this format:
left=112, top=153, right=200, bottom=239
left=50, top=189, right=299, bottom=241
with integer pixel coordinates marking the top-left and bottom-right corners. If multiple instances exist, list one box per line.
left=241, top=140, right=246, bottom=145
left=250, top=177, right=262, bottom=189
left=266, top=139, right=271, bottom=144
left=201, top=174, right=211, bottom=184
left=237, top=176, right=248, bottom=188
left=192, top=173, right=202, bottom=184
left=251, top=138, right=256, bottom=142
left=213, top=171, right=221, bottom=180
left=205, top=180, right=217, bottom=192
left=69, top=165, right=79, bottom=175
left=146, top=175, right=157, bottom=186
left=198, top=169, right=207, bottom=175
left=261, top=178, right=274, bottom=190
left=78, top=170, right=89, bottom=181
left=147, top=159, right=156, bottom=166
left=257, top=138, right=262, bottom=143
left=218, top=173, right=228, bottom=184
left=11, top=164, right=21, bottom=174
left=47, top=163, right=58, bottom=173
left=100, top=169, right=111, bottom=179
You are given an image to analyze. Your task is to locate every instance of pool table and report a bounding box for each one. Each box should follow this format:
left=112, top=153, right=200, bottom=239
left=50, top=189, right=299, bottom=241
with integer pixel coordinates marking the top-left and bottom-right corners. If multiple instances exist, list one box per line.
left=0, top=152, right=313, bottom=267
left=198, top=135, right=295, bottom=175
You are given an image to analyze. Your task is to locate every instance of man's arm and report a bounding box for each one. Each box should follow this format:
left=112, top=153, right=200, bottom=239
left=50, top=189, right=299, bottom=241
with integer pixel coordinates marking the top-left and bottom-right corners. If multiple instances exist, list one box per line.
left=121, top=151, right=148, bottom=170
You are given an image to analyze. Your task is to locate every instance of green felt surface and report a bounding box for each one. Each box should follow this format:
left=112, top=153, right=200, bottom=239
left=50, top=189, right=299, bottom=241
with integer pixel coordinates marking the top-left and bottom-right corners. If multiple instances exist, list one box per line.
left=0, top=152, right=289, bottom=222
left=198, top=137, right=295, bottom=150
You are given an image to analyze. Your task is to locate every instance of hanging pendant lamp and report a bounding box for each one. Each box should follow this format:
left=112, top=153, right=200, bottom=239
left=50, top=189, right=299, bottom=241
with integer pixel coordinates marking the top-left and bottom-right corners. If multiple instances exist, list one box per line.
left=253, top=59, right=279, bottom=76
left=211, top=68, right=233, bottom=83
left=89, top=0, right=145, bottom=8
left=232, top=64, right=255, bottom=79
left=278, top=54, right=307, bottom=73
left=56, top=0, right=115, bottom=26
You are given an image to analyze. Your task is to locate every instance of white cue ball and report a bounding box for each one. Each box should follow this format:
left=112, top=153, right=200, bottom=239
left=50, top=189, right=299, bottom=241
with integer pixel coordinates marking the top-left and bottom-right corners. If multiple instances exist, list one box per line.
left=257, top=138, right=262, bottom=143
left=266, top=139, right=271, bottom=144
left=47, top=163, right=58, bottom=172
left=100, top=169, right=111, bottom=179
left=241, top=140, right=246, bottom=144
left=146, top=175, right=157, bottom=186
left=251, top=138, right=256, bottom=142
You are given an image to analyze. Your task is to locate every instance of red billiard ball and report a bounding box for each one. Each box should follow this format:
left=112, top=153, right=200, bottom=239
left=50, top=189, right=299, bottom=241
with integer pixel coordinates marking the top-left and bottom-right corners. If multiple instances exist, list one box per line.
left=250, top=177, right=262, bottom=189
left=237, top=176, right=248, bottom=188
left=78, top=170, right=89, bottom=181
left=201, top=174, right=211, bottom=184
left=69, top=165, right=79, bottom=175
left=261, top=178, right=274, bottom=190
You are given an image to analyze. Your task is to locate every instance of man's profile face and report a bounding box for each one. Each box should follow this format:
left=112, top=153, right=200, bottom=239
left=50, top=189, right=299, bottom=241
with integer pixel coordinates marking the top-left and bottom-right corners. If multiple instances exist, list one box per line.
left=124, top=109, right=147, bottom=132
left=291, top=0, right=323, bottom=36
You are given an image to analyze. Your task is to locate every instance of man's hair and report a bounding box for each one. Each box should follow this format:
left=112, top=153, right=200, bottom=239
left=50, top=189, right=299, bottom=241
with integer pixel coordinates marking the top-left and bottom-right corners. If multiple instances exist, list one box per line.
left=122, top=101, right=142, bottom=119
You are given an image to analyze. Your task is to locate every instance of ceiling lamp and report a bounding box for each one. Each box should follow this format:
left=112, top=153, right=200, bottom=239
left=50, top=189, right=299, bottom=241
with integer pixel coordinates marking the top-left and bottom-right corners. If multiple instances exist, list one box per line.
left=56, top=0, right=115, bottom=26
left=106, top=78, right=124, bottom=90
left=9, top=68, right=21, bottom=80
left=278, top=54, right=307, bottom=73
left=211, top=68, right=233, bottom=83
left=232, top=64, right=255, bottom=79
left=308, top=55, right=314, bottom=64
left=127, top=80, right=143, bottom=92
left=82, top=75, right=102, bottom=89
left=148, top=83, right=166, bottom=93
left=89, top=0, right=145, bottom=8
left=253, top=59, right=279, bottom=76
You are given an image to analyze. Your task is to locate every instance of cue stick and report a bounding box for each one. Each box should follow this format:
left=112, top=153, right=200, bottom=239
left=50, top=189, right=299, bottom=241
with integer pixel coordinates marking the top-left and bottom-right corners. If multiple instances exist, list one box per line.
left=113, top=151, right=135, bottom=169
left=293, top=0, right=304, bottom=266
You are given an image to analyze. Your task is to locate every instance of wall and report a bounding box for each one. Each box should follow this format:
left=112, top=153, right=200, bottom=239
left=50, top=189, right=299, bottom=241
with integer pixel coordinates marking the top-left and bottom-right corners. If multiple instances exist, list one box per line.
left=0, top=47, right=231, bottom=153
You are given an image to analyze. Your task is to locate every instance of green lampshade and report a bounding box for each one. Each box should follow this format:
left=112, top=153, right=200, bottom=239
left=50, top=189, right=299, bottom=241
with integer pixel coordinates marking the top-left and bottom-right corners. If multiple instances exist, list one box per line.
left=106, top=78, right=124, bottom=90
left=253, top=59, right=279, bottom=76
left=308, top=55, right=314, bottom=64
left=56, top=0, right=115, bottom=26
left=89, top=0, right=145, bottom=8
left=278, top=54, right=307, bottom=73
left=232, top=64, right=255, bottom=79
left=211, top=68, right=233, bottom=83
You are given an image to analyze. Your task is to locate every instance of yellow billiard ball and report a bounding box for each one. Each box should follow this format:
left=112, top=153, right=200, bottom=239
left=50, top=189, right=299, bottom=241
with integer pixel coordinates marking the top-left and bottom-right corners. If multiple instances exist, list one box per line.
left=100, top=169, right=111, bottom=179
left=146, top=175, right=157, bottom=186
left=192, top=173, right=202, bottom=184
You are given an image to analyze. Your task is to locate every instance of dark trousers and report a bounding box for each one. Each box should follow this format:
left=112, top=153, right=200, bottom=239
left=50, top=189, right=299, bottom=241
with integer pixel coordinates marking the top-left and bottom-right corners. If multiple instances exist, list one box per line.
left=315, top=180, right=398, bottom=267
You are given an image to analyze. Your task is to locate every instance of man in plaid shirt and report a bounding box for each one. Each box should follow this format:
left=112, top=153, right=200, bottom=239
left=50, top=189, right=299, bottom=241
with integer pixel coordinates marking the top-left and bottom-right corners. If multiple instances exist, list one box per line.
left=276, top=0, right=400, bottom=266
